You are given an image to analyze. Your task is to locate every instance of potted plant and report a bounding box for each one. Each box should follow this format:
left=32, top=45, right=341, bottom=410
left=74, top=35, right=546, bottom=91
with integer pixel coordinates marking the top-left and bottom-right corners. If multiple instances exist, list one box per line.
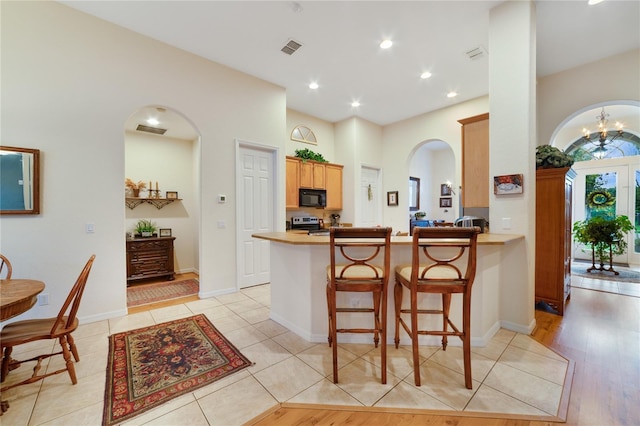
left=294, top=148, right=328, bottom=163
left=125, top=178, right=147, bottom=198
left=535, top=145, right=574, bottom=169
left=135, top=219, right=157, bottom=238
left=572, top=215, right=634, bottom=271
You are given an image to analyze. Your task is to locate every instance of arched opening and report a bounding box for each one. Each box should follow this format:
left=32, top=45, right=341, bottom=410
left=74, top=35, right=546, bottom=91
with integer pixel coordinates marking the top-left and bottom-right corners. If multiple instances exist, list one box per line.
left=407, top=140, right=457, bottom=230
left=551, top=102, right=640, bottom=267
left=124, top=105, right=202, bottom=308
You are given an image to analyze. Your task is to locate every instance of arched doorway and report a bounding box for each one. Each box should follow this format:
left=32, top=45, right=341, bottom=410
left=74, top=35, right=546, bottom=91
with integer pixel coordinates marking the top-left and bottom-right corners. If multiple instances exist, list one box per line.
left=124, top=105, right=202, bottom=307
left=551, top=102, right=640, bottom=266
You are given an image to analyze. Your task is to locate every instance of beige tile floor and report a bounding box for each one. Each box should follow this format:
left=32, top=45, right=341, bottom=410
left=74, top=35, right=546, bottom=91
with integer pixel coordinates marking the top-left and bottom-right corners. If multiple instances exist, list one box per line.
left=1, top=284, right=572, bottom=426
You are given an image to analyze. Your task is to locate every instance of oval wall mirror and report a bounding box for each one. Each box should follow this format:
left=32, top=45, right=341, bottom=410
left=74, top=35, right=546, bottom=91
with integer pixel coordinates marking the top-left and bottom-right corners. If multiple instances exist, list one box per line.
left=0, top=146, right=40, bottom=215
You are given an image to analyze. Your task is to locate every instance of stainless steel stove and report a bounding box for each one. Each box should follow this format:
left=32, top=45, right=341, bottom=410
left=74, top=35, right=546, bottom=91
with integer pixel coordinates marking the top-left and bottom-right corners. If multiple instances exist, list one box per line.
left=290, top=216, right=329, bottom=234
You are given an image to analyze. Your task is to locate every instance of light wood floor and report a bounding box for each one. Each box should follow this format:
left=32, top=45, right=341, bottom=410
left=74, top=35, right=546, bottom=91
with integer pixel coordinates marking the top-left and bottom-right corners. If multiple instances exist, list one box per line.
left=246, top=287, right=640, bottom=426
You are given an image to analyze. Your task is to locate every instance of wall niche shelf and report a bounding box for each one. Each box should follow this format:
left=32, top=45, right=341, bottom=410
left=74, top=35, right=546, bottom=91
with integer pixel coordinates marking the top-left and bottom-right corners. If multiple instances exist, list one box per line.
left=125, top=197, right=181, bottom=210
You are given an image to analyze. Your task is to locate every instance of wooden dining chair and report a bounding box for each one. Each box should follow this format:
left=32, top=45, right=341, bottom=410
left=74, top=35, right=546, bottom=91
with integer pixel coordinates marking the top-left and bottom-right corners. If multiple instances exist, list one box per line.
left=326, top=227, right=391, bottom=384
left=0, top=255, right=96, bottom=390
left=394, top=227, right=478, bottom=389
left=0, top=254, right=12, bottom=279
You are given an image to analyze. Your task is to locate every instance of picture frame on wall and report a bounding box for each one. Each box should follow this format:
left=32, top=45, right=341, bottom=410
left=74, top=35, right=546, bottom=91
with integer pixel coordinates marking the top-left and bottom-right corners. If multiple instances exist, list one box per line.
left=387, top=191, right=398, bottom=206
left=440, top=183, right=452, bottom=196
left=493, top=174, right=524, bottom=195
left=159, top=228, right=172, bottom=237
left=439, top=197, right=452, bottom=208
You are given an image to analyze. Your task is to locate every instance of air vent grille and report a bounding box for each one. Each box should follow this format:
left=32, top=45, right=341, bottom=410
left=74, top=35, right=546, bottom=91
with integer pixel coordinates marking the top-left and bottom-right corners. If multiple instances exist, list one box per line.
left=136, top=124, right=167, bottom=135
left=465, top=46, right=488, bottom=60
left=281, top=39, right=302, bottom=55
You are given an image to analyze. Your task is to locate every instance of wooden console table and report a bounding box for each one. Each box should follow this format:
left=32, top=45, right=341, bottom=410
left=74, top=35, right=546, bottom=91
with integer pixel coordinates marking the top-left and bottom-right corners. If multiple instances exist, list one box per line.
left=126, top=237, right=176, bottom=284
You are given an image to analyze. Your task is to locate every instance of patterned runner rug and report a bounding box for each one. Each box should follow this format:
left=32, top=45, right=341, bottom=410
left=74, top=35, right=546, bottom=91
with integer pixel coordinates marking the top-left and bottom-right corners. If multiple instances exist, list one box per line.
left=102, top=314, right=252, bottom=425
left=571, top=261, right=640, bottom=283
left=127, top=279, right=199, bottom=307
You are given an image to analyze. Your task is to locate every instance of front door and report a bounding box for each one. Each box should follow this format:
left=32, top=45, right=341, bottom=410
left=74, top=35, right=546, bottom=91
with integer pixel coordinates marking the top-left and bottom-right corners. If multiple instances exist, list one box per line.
left=572, top=162, right=639, bottom=265
left=237, top=143, right=275, bottom=288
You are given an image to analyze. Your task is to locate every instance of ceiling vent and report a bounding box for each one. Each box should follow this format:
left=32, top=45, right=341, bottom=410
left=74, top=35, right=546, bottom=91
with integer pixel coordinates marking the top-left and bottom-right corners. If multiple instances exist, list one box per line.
left=136, top=124, right=167, bottom=135
left=465, top=46, right=488, bottom=61
left=281, top=39, right=302, bottom=55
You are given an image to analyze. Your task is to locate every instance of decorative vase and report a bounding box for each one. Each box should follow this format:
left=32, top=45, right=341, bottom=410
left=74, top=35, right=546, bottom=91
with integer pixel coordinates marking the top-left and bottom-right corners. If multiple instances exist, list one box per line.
left=132, top=188, right=140, bottom=197
left=141, top=231, right=153, bottom=237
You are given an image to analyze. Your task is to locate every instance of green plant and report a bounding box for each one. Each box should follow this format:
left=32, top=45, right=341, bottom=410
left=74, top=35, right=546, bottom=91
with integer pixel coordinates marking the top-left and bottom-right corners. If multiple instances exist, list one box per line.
left=572, top=215, right=634, bottom=264
left=135, top=219, right=157, bottom=235
left=294, top=148, right=327, bottom=163
left=535, top=145, right=574, bottom=169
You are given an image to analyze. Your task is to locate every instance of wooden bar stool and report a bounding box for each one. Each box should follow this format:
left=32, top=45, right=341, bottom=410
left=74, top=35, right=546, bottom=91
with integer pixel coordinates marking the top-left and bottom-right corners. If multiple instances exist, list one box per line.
left=394, top=227, right=479, bottom=388
left=326, top=227, right=392, bottom=384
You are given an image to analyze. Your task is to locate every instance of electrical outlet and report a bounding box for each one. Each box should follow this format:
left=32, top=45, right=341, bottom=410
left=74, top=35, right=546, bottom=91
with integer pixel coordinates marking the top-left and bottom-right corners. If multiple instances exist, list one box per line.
left=502, top=217, right=511, bottom=229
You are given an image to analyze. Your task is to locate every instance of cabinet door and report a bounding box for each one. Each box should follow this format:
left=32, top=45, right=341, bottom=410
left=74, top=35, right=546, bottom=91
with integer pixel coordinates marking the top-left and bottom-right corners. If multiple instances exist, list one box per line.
left=313, top=163, right=326, bottom=189
left=286, top=157, right=300, bottom=209
left=459, top=113, right=489, bottom=208
left=299, top=161, right=313, bottom=188
left=325, top=164, right=343, bottom=210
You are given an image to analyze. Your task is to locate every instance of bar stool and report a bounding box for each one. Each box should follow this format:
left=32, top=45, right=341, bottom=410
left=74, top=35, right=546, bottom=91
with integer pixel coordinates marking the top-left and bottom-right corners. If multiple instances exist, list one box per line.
left=326, top=227, right=392, bottom=384
left=394, top=226, right=479, bottom=388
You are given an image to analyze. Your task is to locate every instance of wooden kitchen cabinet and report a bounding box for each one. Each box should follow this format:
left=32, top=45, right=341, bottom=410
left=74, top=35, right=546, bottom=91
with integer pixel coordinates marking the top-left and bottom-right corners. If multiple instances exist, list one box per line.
left=535, top=167, right=576, bottom=315
left=126, top=237, right=176, bottom=284
left=325, top=163, right=343, bottom=210
left=459, top=113, right=489, bottom=208
left=300, top=161, right=325, bottom=189
left=286, top=157, right=300, bottom=209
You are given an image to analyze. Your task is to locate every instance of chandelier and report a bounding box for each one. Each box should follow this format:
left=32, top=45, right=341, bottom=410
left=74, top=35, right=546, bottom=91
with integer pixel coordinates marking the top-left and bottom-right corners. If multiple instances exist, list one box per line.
left=580, top=107, right=624, bottom=159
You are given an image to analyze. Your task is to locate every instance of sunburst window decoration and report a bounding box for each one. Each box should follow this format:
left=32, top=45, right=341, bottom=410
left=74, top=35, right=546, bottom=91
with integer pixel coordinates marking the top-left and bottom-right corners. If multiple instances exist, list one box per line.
left=586, top=189, right=616, bottom=209
left=291, top=125, right=317, bottom=145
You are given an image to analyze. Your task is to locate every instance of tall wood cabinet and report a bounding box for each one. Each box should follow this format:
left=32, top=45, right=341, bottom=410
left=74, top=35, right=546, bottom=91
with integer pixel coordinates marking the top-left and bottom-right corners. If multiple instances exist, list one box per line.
left=535, top=167, right=576, bottom=315
left=325, top=163, right=343, bottom=210
left=285, top=156, right=343, bottom=211
left=459, top=113, right=489, bottom=208
left=286, top=157, right=300, bottom=209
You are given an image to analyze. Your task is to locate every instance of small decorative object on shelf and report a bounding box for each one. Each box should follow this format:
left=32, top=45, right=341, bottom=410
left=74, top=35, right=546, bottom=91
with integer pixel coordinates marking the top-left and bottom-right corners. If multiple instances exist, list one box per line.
left=125, top=178, right=147, bottom=198
left=535, top=145, right=574, bottom=169
left=159, top=228, right=172, bottom=237
left=134, top=219, right=157, bottom=238
left=166, top=191, right=178, bottom=199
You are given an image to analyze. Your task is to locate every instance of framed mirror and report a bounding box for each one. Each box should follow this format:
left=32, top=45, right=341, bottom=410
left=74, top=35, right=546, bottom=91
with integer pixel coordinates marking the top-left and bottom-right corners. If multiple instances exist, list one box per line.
left=409, top=176, right=420, bottom=211
left=0, top=146, right=40, bottom=215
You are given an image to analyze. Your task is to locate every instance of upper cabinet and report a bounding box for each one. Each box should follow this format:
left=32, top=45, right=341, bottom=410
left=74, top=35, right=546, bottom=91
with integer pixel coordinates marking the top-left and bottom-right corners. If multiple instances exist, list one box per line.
left=286, top=156, right=343, bottom=210
left=300, top=161, right=326, bottom=189
left=325, top=163, right=343, bottom=211
left=459, top=113, right=489, bottom=208
left=286, top=157, right=300, bottom=209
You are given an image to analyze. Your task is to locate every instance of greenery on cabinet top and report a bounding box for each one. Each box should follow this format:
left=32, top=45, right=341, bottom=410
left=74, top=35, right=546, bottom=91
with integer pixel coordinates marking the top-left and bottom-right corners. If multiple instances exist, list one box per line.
left=294, top=148, right=328, bottom=163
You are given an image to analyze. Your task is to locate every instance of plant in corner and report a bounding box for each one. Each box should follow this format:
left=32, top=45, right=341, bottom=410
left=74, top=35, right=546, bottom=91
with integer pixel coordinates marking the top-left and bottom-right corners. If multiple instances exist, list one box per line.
left=572, top=215, right=634, bottom=268
left=135, top=219, right=157, bottom=238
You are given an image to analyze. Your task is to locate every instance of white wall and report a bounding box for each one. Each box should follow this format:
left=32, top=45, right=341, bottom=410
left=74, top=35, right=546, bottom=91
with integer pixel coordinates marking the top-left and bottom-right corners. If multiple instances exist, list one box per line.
left=286, top=109, right=335, bottom=161
left=125, top=131, right=198, bottom=274
left=1, top=1, right=286, bottom=323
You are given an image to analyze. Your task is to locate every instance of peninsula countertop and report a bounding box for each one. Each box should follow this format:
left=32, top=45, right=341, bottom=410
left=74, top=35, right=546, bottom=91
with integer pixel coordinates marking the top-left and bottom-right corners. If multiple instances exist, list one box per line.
left=252, top=231, right=524, bottom=246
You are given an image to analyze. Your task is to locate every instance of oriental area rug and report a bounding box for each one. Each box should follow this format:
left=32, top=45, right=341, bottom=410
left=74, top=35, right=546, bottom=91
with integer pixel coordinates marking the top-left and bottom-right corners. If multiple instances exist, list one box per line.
left=571, top=261, right=640, bottom=283
left=102, top=314, right=252, bottom=426
left=126, top=279, right=200, bottom=307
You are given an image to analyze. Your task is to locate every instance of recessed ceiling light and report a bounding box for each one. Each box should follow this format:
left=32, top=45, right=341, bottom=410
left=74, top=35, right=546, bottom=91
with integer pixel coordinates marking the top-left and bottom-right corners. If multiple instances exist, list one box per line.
left=309, top=82, right=319, bottom=90
left=447, top=91, right=458, bottom=98
left=588, top=0, right=604, bottom=5
left=420, top=71, right=432, bottom=79
left=380, top=39, right=393, bottom=49
left=147, top=118, right=160, bottom=125
left=351, top=101, right=360, bottom=107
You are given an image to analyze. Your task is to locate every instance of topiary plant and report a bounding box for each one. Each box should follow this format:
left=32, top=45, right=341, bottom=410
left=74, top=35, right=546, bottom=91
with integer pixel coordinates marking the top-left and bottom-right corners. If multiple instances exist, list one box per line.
left=536, top=145, right=574, bottom=169
left=572, top=215, right=634, bottom=266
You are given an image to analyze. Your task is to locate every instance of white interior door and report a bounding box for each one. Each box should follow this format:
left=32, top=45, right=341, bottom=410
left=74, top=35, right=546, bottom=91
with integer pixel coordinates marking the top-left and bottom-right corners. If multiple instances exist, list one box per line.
left=237, top=143, right=274, bottom=288
left=360, top=166, right=381, bottom=227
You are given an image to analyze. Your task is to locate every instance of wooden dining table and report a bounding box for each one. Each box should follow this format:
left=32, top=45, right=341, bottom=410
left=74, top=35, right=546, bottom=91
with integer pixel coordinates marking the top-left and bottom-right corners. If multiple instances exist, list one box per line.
left=0, top=278, right=45, bottom=415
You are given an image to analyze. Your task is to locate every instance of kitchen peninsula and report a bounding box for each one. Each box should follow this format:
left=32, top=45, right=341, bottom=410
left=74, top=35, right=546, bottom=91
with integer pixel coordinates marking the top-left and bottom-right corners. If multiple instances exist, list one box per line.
left=252, top=231, right=527, bottom=347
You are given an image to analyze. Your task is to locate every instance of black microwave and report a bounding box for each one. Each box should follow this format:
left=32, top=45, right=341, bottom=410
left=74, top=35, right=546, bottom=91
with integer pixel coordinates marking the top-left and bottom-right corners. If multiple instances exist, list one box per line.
left=299, top=189, right=326, bottom=208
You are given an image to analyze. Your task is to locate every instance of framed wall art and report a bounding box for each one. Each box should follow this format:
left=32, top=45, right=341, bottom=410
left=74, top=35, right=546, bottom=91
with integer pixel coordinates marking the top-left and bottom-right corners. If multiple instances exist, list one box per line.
left=440, top=183, right=452, bottom=196
left=494, top=174, right=523, bottom=195
left=387, top=191, right=398, bottom=206
left=439, top=197, right=452, bottom=208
